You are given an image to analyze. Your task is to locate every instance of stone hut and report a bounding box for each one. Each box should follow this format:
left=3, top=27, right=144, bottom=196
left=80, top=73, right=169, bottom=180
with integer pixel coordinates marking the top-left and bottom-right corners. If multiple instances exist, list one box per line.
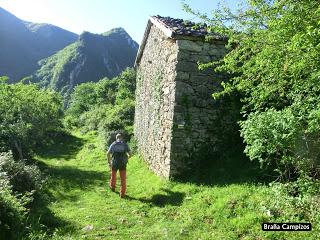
left=134, top=16, right=230, bottom=178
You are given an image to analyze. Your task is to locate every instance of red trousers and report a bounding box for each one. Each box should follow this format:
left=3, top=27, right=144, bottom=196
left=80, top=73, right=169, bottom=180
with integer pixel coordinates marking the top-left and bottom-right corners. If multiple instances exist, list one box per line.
left=109, top=169, right=126, bottom=196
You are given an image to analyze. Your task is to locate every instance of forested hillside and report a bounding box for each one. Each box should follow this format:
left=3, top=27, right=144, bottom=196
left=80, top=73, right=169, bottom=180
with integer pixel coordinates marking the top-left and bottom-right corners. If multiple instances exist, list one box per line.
left=26, top=28, right=138, bottom=100
left=0, top=7, right=78, bottom=81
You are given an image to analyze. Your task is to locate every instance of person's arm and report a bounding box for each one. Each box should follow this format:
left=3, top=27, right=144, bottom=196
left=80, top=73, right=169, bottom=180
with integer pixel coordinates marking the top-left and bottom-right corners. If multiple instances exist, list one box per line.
left=107, top=151, right=112, bottom=167
left=126, top=143, right=132, bottom=159
left=107, top=143, right=113, bottom=168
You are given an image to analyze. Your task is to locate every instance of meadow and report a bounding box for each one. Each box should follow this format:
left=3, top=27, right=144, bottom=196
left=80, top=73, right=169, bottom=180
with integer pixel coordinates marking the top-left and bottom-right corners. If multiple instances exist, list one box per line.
left=27, top=131, right=318, bottom=240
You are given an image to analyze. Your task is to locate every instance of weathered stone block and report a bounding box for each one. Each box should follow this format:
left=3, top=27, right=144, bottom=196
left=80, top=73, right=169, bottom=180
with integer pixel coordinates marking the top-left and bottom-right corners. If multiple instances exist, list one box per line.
left=176, top=71, right=190, bottom=80
left=189, top=75, right=212, bottom=84
left=168, top=53, right=177, bottom=63
left=163, top=86, right=170, bottom=95
left=177, top=40, right=203, bottom=52
left=189, top=54, right=211, bottom=63
left=177, top=50, right=190, bottom=61
left=176, top=61, right=199, bottom=72
left=208, top=48, right=220, bottom=56
left=203, top=42, right=215, bottom=51
left=175, top=81, right=194, bottom=95
left=195, top=85, right=211, bottom=98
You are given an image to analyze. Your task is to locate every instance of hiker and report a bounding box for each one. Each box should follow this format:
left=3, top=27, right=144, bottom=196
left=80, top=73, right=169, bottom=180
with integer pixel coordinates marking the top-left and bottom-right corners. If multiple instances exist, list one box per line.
left=107, top=133, right=131, bottom=198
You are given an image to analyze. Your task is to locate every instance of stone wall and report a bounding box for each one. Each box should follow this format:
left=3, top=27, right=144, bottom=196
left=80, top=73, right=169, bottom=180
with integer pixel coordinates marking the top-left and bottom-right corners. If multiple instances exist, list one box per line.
left=134, top=24, right=178, bottom=178
left=170, top=39, right=228, bottom=176
left=135, top=23, right=235, bottom=178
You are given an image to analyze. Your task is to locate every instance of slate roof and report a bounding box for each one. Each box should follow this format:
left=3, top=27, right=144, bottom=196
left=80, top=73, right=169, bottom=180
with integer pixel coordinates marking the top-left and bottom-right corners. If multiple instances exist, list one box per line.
left=151, top=15, right=226, bottom=40
left=135, top=15, right=226, bottom=66
left=151, top=15, right=208, bottom=38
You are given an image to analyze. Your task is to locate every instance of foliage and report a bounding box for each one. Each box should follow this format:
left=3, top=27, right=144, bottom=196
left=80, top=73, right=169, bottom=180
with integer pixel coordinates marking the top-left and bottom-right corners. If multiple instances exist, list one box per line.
left=0, top=77, right=64, bottom=159
left=0, top=151, right=43, bottom=194
left=0, top=152, right=43, bottom=240
left=262, top=177, right=320, bottom=224
left=103, top=129, right=132, bottom=150
left=66, top=81, right=99, bottom=119
left=183, top=0, right=320, bottom=179
left=98, top=99, right=135, bottom=132
left=240, top=108, right=298, bottom=178
left=0, top=77, right=60, bottom=239
left=0, top=175, right=27, bottom=240
left=66, top=68, right=136, bottom=144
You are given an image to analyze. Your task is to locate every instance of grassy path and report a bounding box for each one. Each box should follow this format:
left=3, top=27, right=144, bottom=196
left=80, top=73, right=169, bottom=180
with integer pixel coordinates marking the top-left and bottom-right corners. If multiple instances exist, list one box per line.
left=30, top=132, right=317, bottom=240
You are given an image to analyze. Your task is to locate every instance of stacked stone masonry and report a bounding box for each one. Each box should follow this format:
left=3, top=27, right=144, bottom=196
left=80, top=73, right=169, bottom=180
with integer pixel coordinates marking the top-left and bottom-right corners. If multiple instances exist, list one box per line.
left=134, top=16, right=228, bottom=178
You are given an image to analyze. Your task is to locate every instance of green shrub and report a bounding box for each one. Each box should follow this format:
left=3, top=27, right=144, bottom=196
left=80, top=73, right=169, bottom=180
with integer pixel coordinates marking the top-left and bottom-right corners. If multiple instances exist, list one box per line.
left=261, top=177, right=320, bottom=223
left=240, top=108, right=298, bottom=177
left=98, top=98, right=135, bottom=133
left=0, top=152, right=40, bottom=239
left=184, top=0, right=320, bottom=181
left=65, top=68, right=136, bottom=143
left=127, top=135, right=138, bottom=154
left=0, top=78, right=64, bottom=160
left=0, top=152, right=43, bottom=194
left=0, top=176, right=28, bottom=239
left=66, top=81, right=98, bottom=122
left=103, top=129, right=132, bottom=151
left=240, top=108, right=320, bottom=180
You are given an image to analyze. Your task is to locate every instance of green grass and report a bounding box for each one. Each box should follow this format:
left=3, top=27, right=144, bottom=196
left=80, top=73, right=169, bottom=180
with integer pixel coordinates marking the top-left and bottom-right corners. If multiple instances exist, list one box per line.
left=28, top=131, right=319, bottom=240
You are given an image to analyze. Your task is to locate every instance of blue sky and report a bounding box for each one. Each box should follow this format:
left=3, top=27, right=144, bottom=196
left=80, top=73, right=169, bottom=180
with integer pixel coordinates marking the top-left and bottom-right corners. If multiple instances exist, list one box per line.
left=0, top=0, right=242, bottom=44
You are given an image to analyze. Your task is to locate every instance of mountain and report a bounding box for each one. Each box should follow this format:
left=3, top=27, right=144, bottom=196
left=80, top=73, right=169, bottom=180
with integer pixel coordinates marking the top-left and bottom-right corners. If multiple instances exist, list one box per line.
left=28, top=28, right=139, bottom=98
left=0, top=7, right=78, bottom=81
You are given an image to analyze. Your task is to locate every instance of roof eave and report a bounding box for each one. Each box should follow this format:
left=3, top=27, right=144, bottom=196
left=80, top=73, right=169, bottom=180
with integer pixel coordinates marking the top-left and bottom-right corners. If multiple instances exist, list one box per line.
left=134, top=16, right=228, bottom=67
left=134, top=19, right=152, bottom=68
left=134, top=16, right=174, bottom=67
left=149, top=16, right=174, bottom=38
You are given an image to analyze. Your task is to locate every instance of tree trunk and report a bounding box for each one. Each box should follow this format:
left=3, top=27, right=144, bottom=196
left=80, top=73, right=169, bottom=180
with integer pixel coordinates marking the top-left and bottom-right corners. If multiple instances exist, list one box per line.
left=13, top=139, right=23, bottom=160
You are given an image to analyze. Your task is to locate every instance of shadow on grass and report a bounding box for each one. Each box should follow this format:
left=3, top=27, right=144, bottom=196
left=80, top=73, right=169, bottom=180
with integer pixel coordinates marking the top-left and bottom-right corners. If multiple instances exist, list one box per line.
left=36, top=132, right=85, bottom=160
left=40, top=163, right=108, bottom=193
left=175, top=152, right=275, bottom=186
left=27, top=192, right=73, bottom=236
left=28, top=165, right=108, bottom=235
left=29, top=132, right=107, bottom=237
left=125, top=188, right=185, bottom=207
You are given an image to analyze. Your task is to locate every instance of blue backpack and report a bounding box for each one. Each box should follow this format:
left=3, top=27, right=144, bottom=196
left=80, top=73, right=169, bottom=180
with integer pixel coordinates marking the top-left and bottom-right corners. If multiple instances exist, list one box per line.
left=111, top=141, right=129, bottom=169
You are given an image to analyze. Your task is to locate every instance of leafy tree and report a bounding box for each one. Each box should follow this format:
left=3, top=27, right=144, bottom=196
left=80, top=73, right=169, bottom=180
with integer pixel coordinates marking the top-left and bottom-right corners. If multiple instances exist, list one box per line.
left=66, top=68, right=136, bottom=139
left=0, top=151, right=43, bottom=239
left=66, top=81, right=98, bottom=119
left=0, top=77, right=63, bottom=159
left=0, top=77, right=62, bottom=238
left=183, top=0, right=320, bottom=179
